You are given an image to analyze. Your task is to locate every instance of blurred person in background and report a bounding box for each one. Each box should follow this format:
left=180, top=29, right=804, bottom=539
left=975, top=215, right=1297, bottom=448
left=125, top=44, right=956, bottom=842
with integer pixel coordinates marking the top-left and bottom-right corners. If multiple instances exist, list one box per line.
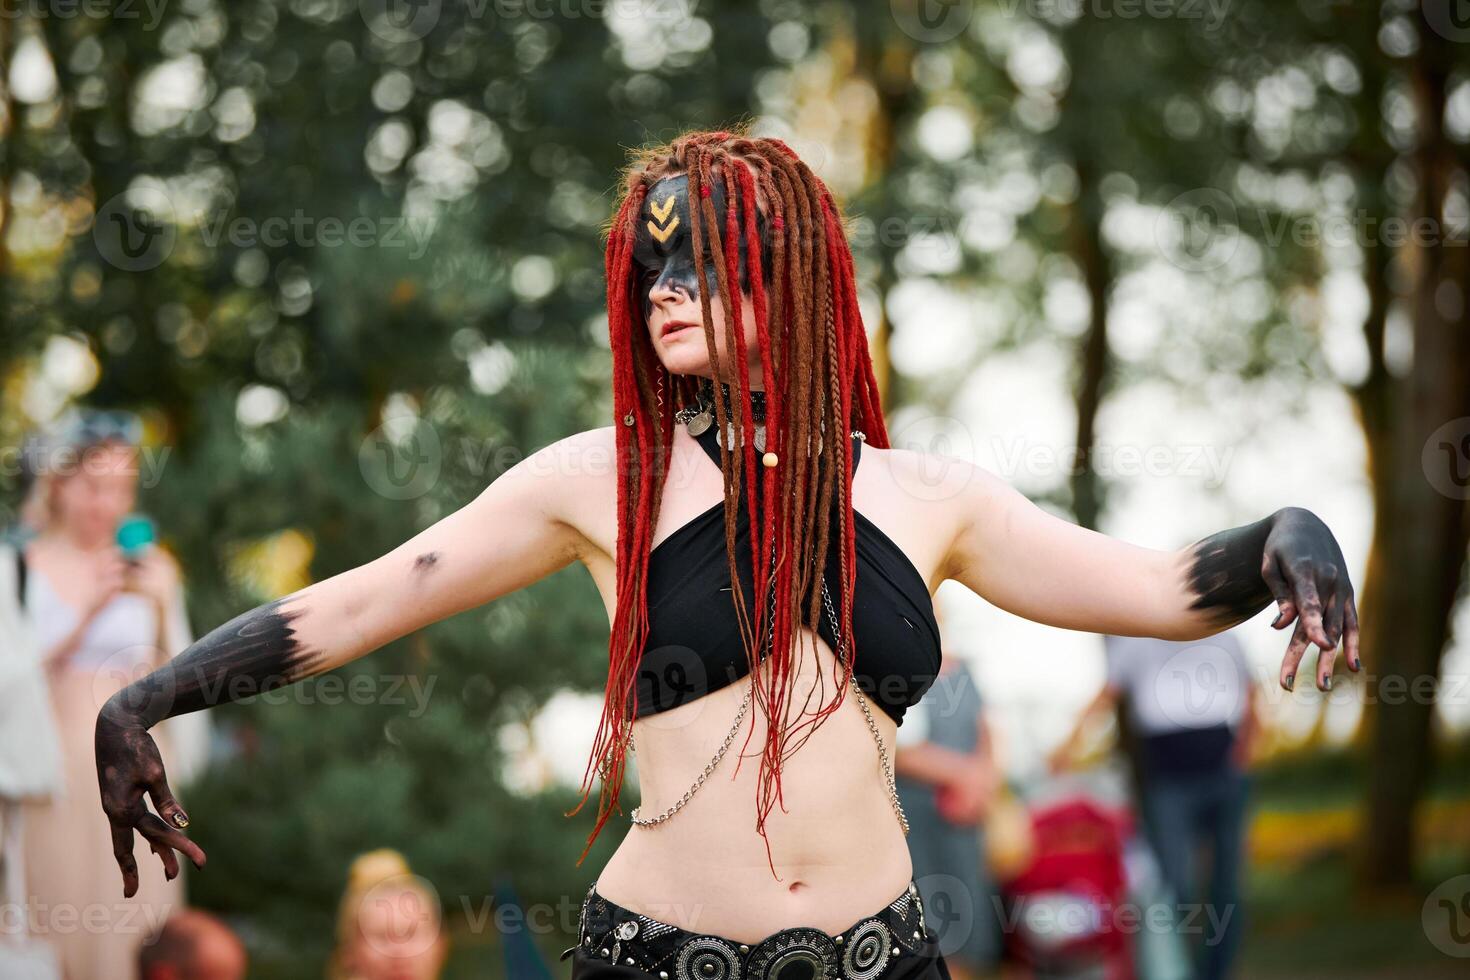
left=137, top=909, right=247, bottom=980
left=90, top=130, right=1358, bottom=980
left=327, top=849, right=447, bottom=980
left=1051, top=631, right=1259, bottom=980
left=0, top=524, right=64, bottom=978
left=894, top=637, right=1003, bottom=980
left=16, top=409, right=209, bottom=980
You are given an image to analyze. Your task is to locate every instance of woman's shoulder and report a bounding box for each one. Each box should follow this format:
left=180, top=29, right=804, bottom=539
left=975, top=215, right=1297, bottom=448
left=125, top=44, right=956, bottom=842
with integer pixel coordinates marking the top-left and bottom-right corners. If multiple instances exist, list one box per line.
left=504, top=425, right=622, bottom=566
left=520, top=425, right=619, bottom=489
left=496, top=423, right=619, bottom=522
left=857, top=438, right=995, bottom=519
left=555, top=423, right=618, bottom=453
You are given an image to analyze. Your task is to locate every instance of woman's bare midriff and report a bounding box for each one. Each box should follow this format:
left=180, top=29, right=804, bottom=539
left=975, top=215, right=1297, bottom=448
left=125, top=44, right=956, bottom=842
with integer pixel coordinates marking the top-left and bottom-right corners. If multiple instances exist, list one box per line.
left=591, top=631, right=916, bottom=944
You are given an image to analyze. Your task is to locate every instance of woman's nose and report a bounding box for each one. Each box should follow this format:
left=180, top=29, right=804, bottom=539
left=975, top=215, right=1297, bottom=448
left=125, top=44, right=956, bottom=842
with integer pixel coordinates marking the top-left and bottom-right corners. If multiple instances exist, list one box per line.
left=649, top=277, right=692, bottom=306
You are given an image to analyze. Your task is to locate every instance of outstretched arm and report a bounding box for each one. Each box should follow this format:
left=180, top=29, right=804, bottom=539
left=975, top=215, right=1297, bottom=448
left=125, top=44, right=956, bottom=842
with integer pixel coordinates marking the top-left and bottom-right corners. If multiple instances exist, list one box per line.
left=944, top=461, right=1360, bottom=692
left=1048, top=683, right=1119, bottom=772
left=97, top=430, right=602, bottom=897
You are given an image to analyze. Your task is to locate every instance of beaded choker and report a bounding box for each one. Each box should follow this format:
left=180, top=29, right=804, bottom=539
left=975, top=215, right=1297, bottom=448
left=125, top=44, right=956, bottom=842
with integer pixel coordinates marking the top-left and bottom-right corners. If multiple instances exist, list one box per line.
left=688, top=378, right=766, bottom=425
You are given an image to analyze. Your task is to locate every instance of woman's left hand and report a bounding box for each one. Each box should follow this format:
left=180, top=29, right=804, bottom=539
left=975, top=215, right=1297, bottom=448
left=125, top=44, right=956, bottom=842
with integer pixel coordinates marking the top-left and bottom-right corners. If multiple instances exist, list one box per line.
left=1261, top=507, right=1361, bottom=692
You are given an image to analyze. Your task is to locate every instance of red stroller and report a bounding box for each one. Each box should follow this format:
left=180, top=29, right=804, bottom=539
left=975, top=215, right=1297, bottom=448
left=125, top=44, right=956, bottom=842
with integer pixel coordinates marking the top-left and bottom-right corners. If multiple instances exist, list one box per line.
left=1000, top=796, right=1135, bottom=980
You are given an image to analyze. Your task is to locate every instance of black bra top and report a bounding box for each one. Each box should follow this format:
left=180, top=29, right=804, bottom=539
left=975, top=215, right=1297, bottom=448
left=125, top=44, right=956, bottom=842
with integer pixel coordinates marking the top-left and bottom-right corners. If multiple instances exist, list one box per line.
left=629, top=423, right=943, bottom=726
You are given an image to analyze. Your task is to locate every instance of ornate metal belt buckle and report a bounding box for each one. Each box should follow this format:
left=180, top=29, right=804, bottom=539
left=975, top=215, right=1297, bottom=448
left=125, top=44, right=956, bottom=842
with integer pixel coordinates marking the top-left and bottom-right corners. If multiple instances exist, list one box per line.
left=840, top=919, right=894, bottom=980
left=674, top=936, right=743, bottom=980
left=745, top=927, right=840, bottom=980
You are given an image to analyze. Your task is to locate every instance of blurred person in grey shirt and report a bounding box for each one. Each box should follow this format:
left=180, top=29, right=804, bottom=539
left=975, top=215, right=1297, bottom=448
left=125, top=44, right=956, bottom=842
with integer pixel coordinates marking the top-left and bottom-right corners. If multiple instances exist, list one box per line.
left=1053, top=631, right=1259, bottom=980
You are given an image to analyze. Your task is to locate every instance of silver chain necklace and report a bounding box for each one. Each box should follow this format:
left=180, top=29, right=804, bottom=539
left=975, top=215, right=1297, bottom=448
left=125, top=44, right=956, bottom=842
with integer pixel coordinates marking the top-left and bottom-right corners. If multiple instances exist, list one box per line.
left=629, top=408, right=906, bottom=836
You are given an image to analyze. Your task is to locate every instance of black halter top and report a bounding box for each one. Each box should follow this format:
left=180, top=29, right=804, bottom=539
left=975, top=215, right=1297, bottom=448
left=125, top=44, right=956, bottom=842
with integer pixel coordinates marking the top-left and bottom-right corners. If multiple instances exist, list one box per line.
left=628, top=421, right=943, bottom=725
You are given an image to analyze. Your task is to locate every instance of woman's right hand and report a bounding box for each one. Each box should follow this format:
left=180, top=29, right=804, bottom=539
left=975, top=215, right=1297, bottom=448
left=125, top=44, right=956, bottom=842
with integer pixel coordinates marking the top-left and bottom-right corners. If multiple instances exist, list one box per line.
left=85, top=548, right=128, bottom=619
left=95, top=700, right=206, bottom=898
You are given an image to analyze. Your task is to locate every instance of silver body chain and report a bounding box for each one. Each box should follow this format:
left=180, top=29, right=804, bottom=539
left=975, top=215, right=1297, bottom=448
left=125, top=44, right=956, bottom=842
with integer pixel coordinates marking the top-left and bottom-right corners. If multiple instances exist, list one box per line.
left=630, top=412, right=908, bottom=836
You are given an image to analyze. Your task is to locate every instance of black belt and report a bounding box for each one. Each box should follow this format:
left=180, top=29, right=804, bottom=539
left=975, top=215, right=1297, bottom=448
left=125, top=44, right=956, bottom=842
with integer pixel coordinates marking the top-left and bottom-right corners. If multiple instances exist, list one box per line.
left=562, top=879, right=936, bottom=980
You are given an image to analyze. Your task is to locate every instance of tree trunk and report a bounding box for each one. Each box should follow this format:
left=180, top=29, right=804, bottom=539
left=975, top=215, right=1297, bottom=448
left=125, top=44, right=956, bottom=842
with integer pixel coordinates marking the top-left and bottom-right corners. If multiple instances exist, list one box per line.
left=1055, top=13, right=1114, bottom=531
left=853, top=28, right=917, bottom=415
left=1068, top=160, right=1111, bottom=530
left=1356, top=14, right=1470, bottom=889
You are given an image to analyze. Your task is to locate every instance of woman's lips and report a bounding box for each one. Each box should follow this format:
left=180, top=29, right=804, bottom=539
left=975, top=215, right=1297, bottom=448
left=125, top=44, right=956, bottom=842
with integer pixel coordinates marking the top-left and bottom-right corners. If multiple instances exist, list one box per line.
left=661, top=321, right=698, bottom=338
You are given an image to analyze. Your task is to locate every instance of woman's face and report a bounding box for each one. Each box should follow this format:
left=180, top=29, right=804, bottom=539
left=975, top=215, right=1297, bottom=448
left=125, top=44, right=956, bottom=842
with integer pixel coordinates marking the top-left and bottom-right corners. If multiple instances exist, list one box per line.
left=632, top=172, right=769, bottom=387
left=50, top=441, right=138, bottom=546
left=644, top=278, right=761, bottom=383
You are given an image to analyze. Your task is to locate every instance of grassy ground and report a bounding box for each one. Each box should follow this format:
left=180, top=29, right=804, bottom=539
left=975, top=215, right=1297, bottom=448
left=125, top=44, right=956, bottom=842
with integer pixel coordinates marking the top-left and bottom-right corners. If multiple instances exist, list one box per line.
left=1241, top=849, right=1469, bottom=977
left=1232, top=744, right=1470, bottom=977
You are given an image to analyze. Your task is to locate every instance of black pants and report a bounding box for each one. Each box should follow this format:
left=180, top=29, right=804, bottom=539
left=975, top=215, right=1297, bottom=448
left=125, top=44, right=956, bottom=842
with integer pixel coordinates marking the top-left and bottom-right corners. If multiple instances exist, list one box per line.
left=565, top=878, right=954, bottom=980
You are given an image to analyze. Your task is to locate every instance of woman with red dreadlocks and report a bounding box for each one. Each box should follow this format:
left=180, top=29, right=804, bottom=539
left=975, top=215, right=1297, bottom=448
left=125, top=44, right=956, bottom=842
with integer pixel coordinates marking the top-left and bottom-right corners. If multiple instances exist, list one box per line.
left=94, top=129, right=1361, bottom=980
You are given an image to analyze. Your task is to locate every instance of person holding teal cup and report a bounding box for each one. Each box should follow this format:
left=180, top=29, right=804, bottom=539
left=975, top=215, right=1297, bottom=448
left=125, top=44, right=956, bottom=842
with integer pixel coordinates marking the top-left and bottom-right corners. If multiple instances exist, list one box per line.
left=14, top=408, right=207, bottom=980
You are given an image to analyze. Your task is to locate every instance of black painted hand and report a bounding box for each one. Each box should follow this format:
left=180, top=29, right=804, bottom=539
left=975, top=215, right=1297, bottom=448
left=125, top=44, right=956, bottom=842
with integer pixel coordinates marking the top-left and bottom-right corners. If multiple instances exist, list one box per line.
left=1260, top=507, right=1361, bottom=692
left=95, top=700, right=205, bottom=898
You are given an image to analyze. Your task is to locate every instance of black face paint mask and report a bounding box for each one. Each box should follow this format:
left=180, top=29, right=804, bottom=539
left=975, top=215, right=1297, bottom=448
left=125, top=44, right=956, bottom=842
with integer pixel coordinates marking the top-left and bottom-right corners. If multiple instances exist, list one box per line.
left=630, top=172, right=773, bottom=320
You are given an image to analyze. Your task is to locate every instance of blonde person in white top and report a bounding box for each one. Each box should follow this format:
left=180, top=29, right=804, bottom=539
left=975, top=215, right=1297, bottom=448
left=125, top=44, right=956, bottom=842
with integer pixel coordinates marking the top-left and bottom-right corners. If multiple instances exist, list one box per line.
left=16, top=412, right=206, bottom=980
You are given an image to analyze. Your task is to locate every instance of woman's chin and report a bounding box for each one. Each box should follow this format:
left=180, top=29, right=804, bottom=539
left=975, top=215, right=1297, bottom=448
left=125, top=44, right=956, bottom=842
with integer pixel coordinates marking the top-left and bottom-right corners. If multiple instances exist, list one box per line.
left=655, top=350, right=714, bottom=378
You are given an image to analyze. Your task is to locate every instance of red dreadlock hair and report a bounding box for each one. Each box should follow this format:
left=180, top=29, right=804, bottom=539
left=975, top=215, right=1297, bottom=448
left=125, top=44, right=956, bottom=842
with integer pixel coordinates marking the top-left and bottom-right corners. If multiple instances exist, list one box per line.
left=566, top=126, right=890, bottom=878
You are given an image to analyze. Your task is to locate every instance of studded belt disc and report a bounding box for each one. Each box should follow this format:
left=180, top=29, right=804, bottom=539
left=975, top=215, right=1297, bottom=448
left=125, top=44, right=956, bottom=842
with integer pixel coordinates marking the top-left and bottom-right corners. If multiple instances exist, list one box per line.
left=563, top=880, right=931, bottom=980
